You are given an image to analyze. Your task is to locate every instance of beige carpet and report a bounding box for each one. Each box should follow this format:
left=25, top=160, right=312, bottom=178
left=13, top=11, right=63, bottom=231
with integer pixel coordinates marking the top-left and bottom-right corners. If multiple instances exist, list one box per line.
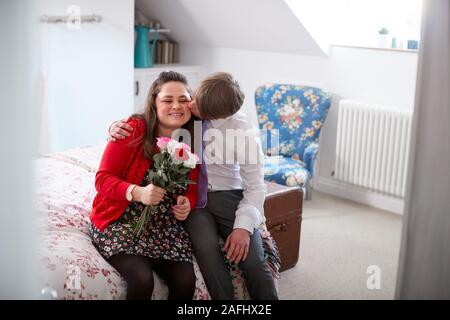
left=277, top=191, right=403, bottom=300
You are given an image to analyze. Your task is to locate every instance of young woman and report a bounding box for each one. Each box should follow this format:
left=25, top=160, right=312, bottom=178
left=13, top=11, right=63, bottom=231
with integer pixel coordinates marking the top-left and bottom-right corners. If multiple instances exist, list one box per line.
left=89, top=71, right=199, bottom=300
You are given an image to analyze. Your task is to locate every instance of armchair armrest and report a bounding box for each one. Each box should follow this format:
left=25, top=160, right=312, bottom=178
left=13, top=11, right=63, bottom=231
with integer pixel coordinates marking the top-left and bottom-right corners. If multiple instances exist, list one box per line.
left=303, top=142, right=319, bottom=177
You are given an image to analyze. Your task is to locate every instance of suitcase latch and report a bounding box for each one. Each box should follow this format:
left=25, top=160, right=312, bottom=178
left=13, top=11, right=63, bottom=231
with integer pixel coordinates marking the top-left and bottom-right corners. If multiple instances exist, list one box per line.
left=272, top=222, right=288, bottom=233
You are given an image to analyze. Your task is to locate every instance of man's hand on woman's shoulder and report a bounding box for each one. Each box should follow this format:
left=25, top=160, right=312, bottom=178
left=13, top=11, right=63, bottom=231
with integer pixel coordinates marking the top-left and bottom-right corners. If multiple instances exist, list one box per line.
left=108, top=117, right=133, bottom=142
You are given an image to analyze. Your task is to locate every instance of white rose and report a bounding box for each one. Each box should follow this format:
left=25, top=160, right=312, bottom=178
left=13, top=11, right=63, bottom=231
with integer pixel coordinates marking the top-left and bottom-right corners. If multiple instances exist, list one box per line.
left=183, top=153, right=198, bottom=168
left=167, top=140, right=180, bottom=155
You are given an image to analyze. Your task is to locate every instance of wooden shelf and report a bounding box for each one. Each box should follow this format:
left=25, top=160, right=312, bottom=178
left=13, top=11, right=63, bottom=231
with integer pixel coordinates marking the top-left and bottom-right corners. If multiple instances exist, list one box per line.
left=149, top=28, right=170, bottom=34
left=134, top=64, right=201, bottom=74
left=332, top=44, right=419, bottom=54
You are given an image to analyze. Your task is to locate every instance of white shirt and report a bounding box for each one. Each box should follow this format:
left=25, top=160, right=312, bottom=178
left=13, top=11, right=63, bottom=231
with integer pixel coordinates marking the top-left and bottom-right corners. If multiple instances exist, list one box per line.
left=203, top=111, right=267, bottom=234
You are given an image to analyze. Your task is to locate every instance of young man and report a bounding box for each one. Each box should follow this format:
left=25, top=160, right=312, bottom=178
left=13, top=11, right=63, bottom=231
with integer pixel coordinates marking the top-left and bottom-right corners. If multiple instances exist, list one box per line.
left=109, top=72, right=278, bottom=300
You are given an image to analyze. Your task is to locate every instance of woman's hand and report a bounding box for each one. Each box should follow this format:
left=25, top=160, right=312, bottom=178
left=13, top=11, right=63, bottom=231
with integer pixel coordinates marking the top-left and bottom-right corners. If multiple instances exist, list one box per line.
left=132, top=184, right=166, bottom=205
left=108, top=118, right=133, bottom=142
left=172, top=195, right=191, bottom=221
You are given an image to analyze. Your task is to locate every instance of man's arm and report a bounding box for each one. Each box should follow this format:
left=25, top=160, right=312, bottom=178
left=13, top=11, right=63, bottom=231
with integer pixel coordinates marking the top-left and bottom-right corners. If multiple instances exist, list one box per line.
left=233, top=131, right=266, bottom=234
left=234, top=166, right=266, bottom=233
left=225, top=128, right=266, bottom=264
left=224, top=159, right=266, bottom=264
left=108, top=117, right=133, bottom=141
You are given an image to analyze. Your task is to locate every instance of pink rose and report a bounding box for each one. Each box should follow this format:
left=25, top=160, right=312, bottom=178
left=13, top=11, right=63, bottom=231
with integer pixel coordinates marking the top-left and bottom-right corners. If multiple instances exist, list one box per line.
left=156, top=137, right=172, bottom=150
left=174, top=147, right=190, bottom=162
left=179, top=142, right=192, bottom=152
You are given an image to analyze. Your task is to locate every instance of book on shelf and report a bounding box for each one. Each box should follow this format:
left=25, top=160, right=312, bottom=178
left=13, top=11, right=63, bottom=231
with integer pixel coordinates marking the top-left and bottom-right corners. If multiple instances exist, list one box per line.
left=164, top=41, right=170, bottom=64
left=149, top=40, right=179, bottom=65
left=173, top=42, right=179, bottom=63
left=168, top=42, right=174, bottom=64
left=157, top=41, right=162, bottom=64
left=151, top=40, right=157, bottom=65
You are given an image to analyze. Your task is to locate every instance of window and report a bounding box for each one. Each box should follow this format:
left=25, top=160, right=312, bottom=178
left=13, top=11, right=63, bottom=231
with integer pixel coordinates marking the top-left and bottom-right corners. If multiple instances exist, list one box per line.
left=285, top=0, right=423, bottom=51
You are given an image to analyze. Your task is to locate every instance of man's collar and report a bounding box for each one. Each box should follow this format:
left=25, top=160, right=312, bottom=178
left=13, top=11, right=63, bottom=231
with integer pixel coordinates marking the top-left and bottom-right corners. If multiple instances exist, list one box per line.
left=209, top=113, right=235, bottom=128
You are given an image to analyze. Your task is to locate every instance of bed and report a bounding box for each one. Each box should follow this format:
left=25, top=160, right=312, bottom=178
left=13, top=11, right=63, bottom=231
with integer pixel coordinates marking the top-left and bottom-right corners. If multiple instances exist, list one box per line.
left=34, top=143, right=279, bottom=299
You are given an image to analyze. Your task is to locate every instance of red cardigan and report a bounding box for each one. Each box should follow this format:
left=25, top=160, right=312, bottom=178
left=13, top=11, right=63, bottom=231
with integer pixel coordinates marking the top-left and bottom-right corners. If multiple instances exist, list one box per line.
left=90, top=118, right=199, bottom=231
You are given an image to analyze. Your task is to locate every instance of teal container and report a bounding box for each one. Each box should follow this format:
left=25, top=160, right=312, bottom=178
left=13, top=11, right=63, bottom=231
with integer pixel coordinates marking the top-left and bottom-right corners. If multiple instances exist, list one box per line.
left=134, top=25, right=159, bottom=68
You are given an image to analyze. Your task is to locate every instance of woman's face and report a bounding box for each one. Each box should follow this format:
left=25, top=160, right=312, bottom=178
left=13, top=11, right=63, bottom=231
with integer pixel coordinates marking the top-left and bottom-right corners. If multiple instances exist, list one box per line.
left=155, top=81, right=192, bottom=131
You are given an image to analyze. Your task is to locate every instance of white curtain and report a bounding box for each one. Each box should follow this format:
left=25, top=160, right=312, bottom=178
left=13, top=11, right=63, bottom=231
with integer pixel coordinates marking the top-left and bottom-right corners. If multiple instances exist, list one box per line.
left=396, top=0, right=450, bottom=299
left=38, top=23, right=51, bottom=156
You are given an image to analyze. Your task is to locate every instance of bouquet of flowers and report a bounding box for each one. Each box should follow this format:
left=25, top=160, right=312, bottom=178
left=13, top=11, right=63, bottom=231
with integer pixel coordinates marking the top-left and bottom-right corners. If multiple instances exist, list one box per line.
left=133, top=137, right=199, bottom=237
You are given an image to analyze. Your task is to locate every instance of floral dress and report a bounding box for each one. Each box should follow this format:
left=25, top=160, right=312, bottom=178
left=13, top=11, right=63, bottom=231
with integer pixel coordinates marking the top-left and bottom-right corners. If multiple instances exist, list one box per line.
left=89, top=165, right=193, bottom=263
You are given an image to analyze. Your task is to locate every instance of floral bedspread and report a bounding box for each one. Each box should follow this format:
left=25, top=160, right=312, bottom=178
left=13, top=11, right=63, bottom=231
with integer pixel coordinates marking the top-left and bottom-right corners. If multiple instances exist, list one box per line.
left=34, top=144, right=257, bottom=300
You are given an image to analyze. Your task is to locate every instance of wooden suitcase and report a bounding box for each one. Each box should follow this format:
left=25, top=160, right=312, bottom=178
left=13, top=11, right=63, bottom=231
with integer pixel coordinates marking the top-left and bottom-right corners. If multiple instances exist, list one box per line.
left=264, top=182, right=303, bottom=272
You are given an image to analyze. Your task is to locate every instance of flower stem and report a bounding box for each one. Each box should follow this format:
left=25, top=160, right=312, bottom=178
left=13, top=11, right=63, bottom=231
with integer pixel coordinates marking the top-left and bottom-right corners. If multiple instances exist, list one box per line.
left=133, top=205, right=155, bottom=238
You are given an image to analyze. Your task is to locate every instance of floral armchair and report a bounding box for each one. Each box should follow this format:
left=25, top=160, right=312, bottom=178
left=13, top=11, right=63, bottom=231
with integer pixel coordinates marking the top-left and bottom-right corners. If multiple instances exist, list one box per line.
left=255, top=84, right=332, bottom=199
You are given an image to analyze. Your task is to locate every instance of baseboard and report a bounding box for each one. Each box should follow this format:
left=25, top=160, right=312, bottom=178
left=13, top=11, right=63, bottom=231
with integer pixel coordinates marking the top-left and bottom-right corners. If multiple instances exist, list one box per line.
left=315, top=177, right=404, bottom=215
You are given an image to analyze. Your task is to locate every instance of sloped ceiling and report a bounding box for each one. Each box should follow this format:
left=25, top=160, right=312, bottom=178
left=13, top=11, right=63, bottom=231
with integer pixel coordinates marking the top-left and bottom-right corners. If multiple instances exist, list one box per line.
left=135, top=0, right=326, bottom=57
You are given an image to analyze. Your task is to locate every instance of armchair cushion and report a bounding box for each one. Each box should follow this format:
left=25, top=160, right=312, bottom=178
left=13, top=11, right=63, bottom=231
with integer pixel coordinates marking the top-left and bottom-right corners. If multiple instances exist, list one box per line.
left=264, top=156, right=310, bottom=188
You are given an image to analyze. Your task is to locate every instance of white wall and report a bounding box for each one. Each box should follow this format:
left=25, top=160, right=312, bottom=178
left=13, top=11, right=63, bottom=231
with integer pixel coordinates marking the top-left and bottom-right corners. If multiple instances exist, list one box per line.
left=181, top=44, right=418, bottom=212
left=136, top=0, right=325, bottom=57
left=1, top=0, right=40, bottom=299
left=39, top=0, right=134, bottom=153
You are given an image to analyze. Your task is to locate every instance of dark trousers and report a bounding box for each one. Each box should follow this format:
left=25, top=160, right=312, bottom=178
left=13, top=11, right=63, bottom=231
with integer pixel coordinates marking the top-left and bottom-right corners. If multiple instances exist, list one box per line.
left=184, top=190, right=278, bottom=300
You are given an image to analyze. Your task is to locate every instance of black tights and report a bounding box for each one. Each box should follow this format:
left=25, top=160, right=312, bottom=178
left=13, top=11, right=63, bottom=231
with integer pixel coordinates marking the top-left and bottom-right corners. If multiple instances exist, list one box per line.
left=108, top=254, right=196, bottom=300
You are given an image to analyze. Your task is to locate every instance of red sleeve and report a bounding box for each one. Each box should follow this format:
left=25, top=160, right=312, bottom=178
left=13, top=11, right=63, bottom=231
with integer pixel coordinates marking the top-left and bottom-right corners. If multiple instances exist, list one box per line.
left=95, top=118, right=143, bottom=200
left=185, top=165, right=199, bottom=211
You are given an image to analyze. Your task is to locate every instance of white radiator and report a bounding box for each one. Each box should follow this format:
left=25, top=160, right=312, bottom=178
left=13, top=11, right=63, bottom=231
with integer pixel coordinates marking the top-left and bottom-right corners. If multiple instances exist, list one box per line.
left=335, top=100, right=413, bottom=198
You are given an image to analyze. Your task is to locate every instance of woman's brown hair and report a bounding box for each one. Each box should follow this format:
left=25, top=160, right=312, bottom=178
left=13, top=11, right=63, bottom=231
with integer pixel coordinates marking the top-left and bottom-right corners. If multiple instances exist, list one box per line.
left=130, top=71, right=196, bottom=159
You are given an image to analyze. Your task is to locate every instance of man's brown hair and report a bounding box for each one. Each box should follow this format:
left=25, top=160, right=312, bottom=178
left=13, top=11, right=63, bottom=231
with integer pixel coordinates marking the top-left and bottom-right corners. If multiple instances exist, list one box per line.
left=195, top=72, right=245, bottom=120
